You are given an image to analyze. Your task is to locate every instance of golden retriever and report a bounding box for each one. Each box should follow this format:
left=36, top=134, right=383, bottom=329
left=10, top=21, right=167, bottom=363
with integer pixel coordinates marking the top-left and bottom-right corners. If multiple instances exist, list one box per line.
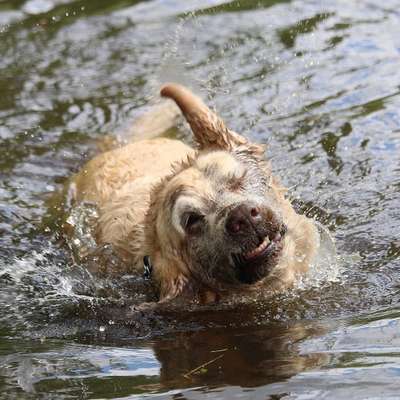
left=68, top=83, right=319, bottom=304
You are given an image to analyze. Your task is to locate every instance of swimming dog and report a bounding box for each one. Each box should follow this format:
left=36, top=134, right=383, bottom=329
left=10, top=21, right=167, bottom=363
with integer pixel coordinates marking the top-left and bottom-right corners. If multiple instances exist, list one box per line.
left=69, top=83, right=318, bottom=304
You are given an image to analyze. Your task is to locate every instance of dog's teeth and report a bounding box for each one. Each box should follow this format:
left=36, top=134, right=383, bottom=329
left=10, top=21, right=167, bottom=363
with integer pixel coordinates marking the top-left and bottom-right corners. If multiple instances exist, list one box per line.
left=244, top=236, right=271, bottom=259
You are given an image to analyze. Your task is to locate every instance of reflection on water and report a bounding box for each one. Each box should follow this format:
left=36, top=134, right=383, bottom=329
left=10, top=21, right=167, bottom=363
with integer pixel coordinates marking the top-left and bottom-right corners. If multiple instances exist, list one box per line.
left=0, top=0, right=400, bottom=398
left=1, top=315, right=399, bottom=398
left=0, top=322, right=327, bottom=397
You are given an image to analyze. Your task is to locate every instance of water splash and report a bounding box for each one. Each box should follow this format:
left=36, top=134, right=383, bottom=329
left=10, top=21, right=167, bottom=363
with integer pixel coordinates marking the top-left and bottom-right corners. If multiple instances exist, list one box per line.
left=65, top=201, right=99, bottom=259
left=295, top=221, right=340, bottom=291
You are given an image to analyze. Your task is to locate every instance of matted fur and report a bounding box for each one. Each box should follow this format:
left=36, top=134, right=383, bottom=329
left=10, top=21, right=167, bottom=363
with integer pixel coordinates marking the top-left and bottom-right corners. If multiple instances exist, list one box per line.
left=69, top=84, right=319, bottom=304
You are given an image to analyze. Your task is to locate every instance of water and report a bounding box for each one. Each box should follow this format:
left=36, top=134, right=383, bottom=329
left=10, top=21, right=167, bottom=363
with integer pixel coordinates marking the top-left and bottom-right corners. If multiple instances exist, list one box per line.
left=0, top=0, right=399, bottom=398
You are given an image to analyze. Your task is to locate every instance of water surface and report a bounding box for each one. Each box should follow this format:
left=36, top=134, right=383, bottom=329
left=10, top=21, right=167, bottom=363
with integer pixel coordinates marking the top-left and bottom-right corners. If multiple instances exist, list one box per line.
left=0, top=0, right=400, bottom=398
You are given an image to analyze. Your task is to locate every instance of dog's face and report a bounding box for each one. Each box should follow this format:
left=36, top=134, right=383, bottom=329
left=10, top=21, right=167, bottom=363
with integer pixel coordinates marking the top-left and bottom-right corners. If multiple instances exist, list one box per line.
left=155, top=148, right=287, bottom=287
left=144, top=83, right=309, bottom=300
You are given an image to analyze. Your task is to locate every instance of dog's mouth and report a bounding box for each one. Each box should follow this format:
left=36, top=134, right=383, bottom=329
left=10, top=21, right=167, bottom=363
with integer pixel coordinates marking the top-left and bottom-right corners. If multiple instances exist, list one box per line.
left=231, top=229, right=285, bottom=284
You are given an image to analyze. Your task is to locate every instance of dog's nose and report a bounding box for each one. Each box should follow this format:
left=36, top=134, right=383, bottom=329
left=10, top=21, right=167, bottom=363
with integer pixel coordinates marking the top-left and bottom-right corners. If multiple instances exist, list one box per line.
left=225, top=204, right=262, bottom=235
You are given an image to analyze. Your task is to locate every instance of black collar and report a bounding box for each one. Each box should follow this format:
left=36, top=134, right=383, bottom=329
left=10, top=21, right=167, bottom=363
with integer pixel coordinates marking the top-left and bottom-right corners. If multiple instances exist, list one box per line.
left=143, top=256, right=153, bottom=280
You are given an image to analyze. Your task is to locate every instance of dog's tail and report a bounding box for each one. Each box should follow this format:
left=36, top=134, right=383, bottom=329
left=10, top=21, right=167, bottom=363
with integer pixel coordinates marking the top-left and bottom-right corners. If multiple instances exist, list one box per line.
left=160, top=83, right=253, bottom=151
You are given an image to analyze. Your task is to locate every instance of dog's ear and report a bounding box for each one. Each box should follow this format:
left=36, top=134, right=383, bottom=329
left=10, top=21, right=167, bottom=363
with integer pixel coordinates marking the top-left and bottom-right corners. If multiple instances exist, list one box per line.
left=161, top=83, right=263, bottom=154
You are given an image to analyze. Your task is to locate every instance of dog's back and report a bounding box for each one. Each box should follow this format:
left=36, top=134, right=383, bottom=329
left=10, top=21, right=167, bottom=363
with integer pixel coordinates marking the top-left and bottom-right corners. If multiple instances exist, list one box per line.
left=72, top=138, right=192, bottom=206
left=68, top=102, right=193, bottom=269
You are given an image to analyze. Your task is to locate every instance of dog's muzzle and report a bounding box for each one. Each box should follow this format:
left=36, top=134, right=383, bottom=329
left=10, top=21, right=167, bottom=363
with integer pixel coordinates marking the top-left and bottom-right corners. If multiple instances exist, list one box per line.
left=226, top=203, right=287, bottom=284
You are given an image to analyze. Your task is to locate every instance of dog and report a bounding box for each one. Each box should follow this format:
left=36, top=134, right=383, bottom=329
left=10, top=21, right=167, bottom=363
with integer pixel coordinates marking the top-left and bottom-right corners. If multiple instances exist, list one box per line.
left=68, top=83, right=319, bottom=304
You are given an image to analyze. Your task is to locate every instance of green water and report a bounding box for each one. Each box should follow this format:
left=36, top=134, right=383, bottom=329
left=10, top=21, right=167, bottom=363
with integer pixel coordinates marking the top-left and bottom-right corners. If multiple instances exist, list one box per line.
left=0, top=0, right=400, bottom=398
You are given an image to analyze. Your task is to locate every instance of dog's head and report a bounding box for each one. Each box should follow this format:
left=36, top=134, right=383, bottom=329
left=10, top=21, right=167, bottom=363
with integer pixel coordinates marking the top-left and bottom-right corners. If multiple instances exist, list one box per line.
left=144, top=84, right=296, bottom=300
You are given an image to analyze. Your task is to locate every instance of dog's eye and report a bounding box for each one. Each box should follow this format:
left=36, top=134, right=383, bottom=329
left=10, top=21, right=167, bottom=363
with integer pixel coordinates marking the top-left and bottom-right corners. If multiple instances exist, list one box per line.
left=228, top=170, right=247, bottom=192
left=182, top=212, right=204, bottom=235
left=229, top=178, right=244, bottom=192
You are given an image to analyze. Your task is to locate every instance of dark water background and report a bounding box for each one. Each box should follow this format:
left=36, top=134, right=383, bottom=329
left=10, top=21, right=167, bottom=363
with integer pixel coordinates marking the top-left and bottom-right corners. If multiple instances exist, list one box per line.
left=0, top=0, right=400, bottom=398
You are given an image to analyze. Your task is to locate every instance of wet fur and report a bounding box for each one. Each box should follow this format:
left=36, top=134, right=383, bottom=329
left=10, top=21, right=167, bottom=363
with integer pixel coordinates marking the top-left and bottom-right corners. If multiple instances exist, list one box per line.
left=69, top=84, right=319, bottom=304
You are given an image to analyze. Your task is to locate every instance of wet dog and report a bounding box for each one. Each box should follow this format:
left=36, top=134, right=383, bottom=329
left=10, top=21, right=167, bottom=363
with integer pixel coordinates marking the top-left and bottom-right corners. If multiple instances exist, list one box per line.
left=69, top=84, right=319, bottom=304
